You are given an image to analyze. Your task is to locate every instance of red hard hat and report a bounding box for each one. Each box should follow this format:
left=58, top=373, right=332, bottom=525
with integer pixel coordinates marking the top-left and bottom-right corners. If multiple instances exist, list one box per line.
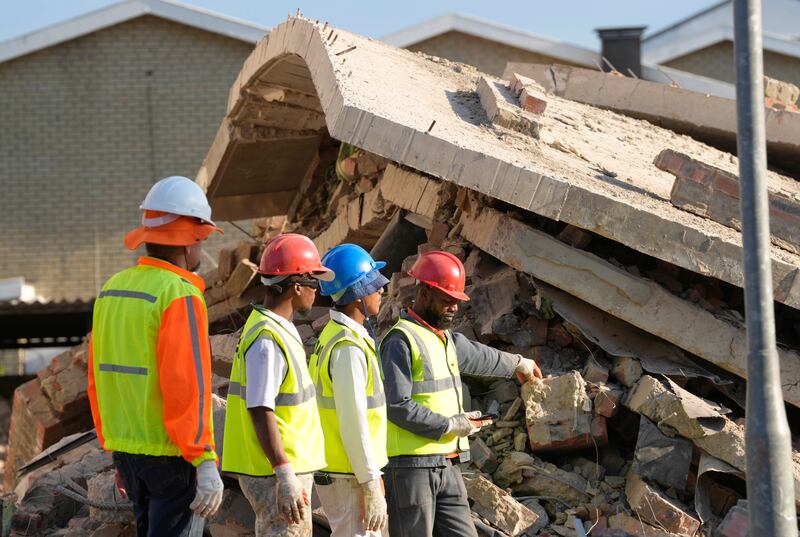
left=408, top=251, right=470, bottom=301
left=259, top=233, right=334, bottom=281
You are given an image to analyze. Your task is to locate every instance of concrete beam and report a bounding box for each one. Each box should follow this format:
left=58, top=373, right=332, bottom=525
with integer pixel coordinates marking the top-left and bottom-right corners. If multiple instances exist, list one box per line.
left=379, top=164, right=449, bottom=222
left=504, top=62, right=800, bottom=178
left=460, top=207, right=800, bottom=408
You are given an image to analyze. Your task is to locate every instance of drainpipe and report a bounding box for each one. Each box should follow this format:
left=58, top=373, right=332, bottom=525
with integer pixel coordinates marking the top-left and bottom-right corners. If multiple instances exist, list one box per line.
left=733, top=0, right=796, bottom=534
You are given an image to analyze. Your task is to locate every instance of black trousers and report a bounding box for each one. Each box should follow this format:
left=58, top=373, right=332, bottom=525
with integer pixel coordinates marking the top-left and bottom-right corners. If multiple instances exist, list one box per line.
left=113, top=452, right=201, bottom=537
left=384, top=463, right=479, bottom=537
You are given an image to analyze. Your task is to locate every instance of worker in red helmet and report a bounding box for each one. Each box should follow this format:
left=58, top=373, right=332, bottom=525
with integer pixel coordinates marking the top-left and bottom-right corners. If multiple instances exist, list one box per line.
left=380, top=250, right=542, bottom=537
left=222, top=234, right=334, bottom=537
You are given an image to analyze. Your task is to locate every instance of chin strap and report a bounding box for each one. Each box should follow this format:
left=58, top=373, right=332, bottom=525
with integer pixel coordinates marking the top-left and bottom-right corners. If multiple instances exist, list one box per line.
left=361, top=300, right=378, bottom=342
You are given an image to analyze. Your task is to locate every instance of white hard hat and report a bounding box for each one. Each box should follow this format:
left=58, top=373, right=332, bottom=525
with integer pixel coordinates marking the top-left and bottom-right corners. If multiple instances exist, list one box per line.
left=140, top=176, right=215, bottom=225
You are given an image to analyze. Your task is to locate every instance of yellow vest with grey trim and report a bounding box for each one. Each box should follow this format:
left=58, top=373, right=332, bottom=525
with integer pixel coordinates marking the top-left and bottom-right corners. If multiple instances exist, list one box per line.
left=222, top=306, right=325, bottom=476
left=309, top=318, right=388, bottom=475
left=382, top=318, right=467, bottom=456
left=91, top=263, right=215, bottom=465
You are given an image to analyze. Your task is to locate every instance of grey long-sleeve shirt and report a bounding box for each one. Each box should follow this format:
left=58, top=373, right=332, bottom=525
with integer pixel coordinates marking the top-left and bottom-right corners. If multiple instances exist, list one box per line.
left=380, top=310, right=521, bottom=467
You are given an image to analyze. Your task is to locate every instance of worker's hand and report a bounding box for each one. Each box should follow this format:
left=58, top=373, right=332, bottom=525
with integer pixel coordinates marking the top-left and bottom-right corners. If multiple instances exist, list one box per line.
left=274, top=463, right=309, bottom=525
left=360, top=478, right=388, bottom=531
left=446, top=411, right=489, bottom=437
left=515, top=356, right=543, bottom=383
left=190, top=460, right=224, bottom=518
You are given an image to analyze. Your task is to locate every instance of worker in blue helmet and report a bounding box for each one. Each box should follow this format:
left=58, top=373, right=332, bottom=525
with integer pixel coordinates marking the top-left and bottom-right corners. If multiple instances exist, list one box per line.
left=308, top=244, right=390, bottom=537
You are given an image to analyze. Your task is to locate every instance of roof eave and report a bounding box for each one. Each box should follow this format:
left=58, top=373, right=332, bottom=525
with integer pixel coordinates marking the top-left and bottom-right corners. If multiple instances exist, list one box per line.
left=0, top=0, right=267, bottom=65
left=383, top=12, right=598, bottom=68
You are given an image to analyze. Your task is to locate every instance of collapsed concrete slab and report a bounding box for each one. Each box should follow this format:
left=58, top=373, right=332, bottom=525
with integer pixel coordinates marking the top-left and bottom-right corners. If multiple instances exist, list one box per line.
left=460, top=206, right=800, bottom=408
left=626, top=375, right=800, bottom=505
left=503, top=62, right=800, bottom=178
left=196, top=17, right=800, bottom=312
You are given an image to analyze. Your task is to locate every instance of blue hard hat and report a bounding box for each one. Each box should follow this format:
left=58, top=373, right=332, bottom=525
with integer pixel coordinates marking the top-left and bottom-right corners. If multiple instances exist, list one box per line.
left=320, top=244, right=388, bottom=303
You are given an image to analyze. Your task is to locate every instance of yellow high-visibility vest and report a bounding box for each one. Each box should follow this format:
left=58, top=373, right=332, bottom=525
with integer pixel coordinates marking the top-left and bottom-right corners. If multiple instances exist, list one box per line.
left=381, top=318, right=466, bottom=456
left=222, top=306, right=325, bottom=476
left=309, top=318, right=387, bottom=475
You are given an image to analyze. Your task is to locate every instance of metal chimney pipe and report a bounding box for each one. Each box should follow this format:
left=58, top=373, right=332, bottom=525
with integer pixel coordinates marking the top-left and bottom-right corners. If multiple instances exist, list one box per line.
left=595, top=26, right=646, bottom=77
left=733, top=0, right=797, bottom=534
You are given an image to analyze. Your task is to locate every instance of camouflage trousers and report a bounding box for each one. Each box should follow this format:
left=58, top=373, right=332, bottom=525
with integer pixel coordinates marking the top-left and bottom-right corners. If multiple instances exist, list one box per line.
left=238, top=474, right=314, bottom=537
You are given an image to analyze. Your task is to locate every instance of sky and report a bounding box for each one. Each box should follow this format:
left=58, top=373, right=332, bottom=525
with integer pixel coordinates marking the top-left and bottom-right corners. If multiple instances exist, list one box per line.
left=0, top=0, right=722, bottom=49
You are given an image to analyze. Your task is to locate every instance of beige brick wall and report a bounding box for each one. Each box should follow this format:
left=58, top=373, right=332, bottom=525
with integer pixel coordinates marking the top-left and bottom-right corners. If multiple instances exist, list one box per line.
left=665, top=41, right=800, bottom=88
left=0, top=16, right=254, bottom=301
left=407, top=31, right=583, bottom=77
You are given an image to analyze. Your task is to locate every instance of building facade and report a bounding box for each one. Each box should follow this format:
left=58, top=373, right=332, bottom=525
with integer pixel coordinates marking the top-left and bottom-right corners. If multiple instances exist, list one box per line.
left=0, top=12, right=257, bottom=301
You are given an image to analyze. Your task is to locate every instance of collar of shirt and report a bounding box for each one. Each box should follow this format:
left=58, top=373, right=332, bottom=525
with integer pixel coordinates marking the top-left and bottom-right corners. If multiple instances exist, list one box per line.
left=405, top=307, right=447, bottom=342
left=138, top=256, right=205, bottom=292
left=329, top=309, right=373, bottom=345
left=258, top=307, right=303, bottom=344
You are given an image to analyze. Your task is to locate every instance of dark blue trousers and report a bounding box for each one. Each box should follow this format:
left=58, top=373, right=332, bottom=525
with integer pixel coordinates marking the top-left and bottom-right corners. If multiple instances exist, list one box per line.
left=112, top=452, right=199, bottom=537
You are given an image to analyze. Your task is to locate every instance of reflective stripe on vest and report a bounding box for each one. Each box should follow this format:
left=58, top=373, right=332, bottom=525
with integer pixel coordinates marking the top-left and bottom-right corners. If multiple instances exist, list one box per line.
left=309, top=319, right=388, bottom=474
left=92, top=265, right=208, bottom=459
left=222, top=307, right=326, bottom=477
left=382, top=318, right=466, bottom=457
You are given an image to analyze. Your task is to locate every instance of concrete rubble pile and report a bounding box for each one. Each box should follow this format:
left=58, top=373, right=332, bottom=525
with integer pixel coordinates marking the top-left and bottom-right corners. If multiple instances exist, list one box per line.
left=4, top=16, right=800, bottom=536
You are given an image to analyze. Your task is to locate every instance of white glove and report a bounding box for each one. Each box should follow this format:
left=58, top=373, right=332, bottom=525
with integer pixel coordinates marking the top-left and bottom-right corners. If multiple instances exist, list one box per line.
left=190, top=460, right=224, bottom=518
left=360, top=478, right=388, bottom=531
left=274, top=463, right=309, bottom=525
left=515, top=356, right=543, bottom=383
left=445, top=410, right=485, bottom=437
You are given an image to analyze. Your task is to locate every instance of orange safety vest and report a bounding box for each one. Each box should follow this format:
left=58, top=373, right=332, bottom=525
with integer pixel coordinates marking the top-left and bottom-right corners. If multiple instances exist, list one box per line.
left=88, top=256, right=216, bottom=466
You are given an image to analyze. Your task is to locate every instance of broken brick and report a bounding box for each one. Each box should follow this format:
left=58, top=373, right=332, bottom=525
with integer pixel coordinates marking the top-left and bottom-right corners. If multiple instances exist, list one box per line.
left=593, top=384, right=623, bottom=418
left=625, top=473, right=700, bottom=535
left=547, top=323, right=573, bottom=348
left=764, top=75, right=799, bottom=107
left=583, top=357, right=609, bottom=384
left=610, top=356, right=642, bottom=387
left=477, top=76, right=540, bottom=137
left=716, top=502, right=748, bottom=537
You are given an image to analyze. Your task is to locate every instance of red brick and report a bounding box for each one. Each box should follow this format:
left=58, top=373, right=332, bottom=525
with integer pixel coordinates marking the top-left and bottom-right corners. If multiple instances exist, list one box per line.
left=716, top=504, right=748, bottom=537
left=583, top=357, right=609, bottom=384
left=547, top=323, right=573, bottom=347
left=610, top=356, right=642, bottom=387
left=519, top=88, right=548, bottom=115
left=593, top=385, right=623, bottom=418
left=656, top=149, right=800, bottom=253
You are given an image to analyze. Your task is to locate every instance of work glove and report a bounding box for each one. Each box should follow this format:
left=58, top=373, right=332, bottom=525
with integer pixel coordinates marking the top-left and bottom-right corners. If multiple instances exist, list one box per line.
left=274, top=462, right=309, bottom=525
left=190, top=460, right=224, bottom=518
left=445, top=410, right=488, bottom=437
left=515, top=356, right=543, bottom=383
left=360, top=478, right=388, bottom=531
left=114, top=470, right=128, bottom=500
